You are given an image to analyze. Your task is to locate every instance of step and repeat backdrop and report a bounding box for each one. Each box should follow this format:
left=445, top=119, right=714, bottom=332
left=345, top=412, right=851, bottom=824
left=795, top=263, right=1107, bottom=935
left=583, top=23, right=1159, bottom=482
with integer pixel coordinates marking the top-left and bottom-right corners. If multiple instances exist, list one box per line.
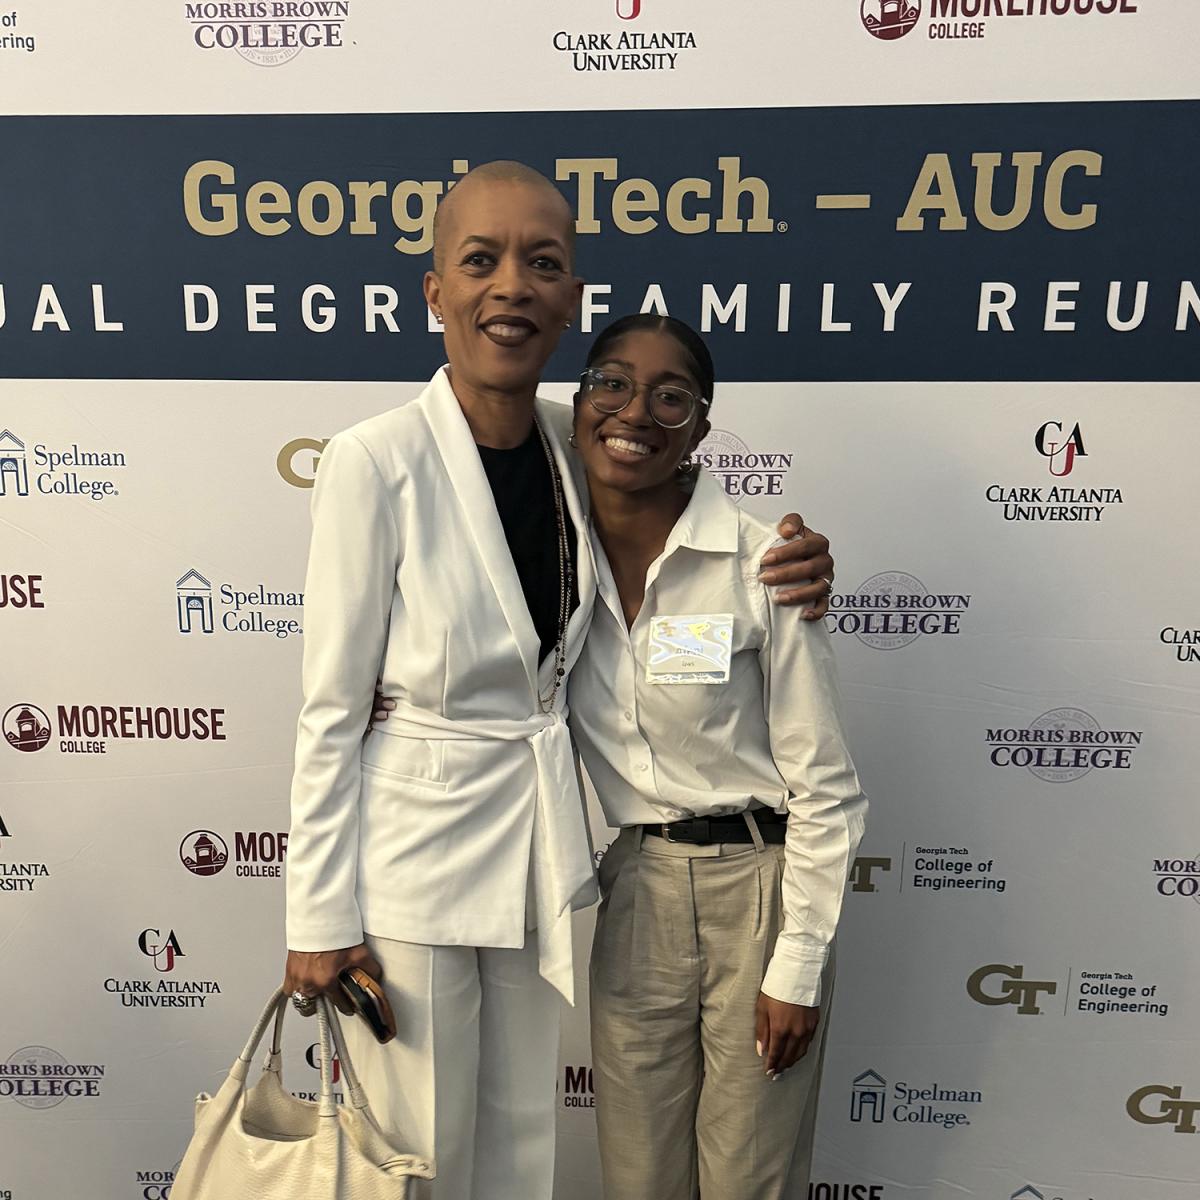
left=2, top=2, right=1198, bottom=1199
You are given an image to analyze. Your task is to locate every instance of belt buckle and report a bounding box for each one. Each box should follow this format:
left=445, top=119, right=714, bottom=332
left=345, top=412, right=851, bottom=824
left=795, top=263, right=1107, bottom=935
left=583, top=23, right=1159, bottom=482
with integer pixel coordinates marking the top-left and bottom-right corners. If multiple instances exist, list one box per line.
left=662, top=818, right=710, bottom=845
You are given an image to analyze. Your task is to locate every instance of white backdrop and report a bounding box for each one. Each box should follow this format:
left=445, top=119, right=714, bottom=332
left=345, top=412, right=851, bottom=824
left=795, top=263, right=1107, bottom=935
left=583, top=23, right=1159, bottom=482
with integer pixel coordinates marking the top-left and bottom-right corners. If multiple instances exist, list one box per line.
left=2, top=4, right=1199, bottom=1200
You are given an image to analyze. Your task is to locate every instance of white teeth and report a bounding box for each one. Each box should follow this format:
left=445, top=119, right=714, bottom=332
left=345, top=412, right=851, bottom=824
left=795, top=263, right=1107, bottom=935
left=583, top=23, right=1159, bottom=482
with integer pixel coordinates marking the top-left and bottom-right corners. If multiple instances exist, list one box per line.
left=605, top=436, right=653, bottom=456
left=485, top=323, right=532, bottom=338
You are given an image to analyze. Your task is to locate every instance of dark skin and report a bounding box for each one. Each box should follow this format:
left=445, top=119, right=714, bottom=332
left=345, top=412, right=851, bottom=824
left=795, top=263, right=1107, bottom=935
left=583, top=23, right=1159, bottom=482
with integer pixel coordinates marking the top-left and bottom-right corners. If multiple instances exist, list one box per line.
left=284, top=170, right=835, bottom=1016
left=574, top=328, right=819, bottom=1079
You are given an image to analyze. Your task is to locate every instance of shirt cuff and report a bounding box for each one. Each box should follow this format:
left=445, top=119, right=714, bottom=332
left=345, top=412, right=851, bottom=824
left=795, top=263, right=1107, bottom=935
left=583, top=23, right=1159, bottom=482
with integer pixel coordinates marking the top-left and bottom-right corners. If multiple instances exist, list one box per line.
left=760, top=943, right=829, bottom=1007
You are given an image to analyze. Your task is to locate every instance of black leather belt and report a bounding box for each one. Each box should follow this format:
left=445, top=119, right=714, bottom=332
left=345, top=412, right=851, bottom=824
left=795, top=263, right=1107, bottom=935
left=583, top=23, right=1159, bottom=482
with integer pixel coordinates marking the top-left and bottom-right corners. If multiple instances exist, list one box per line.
left=644, top=809, right=787, bottom=846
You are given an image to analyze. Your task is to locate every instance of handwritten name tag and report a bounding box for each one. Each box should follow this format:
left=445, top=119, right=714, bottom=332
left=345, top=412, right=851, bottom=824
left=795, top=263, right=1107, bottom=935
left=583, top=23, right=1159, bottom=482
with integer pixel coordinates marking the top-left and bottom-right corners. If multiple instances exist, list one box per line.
left=646, top=613, right=734, bottom=685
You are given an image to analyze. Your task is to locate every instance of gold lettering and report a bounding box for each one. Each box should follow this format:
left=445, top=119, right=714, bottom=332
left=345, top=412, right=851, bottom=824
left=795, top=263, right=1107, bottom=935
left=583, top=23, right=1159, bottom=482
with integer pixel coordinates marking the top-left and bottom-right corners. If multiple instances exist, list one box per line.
left=897, top=154, right=968, bottom=232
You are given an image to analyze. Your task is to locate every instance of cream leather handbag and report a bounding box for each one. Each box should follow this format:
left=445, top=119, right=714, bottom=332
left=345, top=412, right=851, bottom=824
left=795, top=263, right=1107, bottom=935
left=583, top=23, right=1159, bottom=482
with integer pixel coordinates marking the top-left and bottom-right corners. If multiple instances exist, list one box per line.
left=171, top=989, right=434, bottom=1199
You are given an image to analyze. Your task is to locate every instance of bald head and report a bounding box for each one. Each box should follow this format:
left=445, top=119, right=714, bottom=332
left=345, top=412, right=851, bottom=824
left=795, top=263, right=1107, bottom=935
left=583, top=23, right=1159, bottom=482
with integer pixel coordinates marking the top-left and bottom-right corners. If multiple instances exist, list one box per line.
left=432, top=160, right=576, bottom=274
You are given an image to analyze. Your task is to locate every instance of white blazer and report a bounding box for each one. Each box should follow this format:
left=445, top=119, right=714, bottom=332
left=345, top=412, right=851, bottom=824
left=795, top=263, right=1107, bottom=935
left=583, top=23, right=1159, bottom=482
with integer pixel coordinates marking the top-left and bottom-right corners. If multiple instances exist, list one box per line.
left=285, top=368, right=597, bottom=1001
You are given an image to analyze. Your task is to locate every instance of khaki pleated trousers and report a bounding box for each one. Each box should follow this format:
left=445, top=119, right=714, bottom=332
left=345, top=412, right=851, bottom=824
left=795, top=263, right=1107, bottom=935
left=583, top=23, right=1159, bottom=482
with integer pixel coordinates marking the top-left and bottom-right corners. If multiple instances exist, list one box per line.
left=590, top=823, right=833, bottom=1200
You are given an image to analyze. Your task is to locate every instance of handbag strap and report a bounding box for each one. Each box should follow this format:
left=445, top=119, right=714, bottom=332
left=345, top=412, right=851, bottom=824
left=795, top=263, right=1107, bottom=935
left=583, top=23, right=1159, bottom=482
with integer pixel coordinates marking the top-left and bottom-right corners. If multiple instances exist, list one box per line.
left=232, top=987, right=377, bottom=1118
left=317, top=996, right=371, bottom=1113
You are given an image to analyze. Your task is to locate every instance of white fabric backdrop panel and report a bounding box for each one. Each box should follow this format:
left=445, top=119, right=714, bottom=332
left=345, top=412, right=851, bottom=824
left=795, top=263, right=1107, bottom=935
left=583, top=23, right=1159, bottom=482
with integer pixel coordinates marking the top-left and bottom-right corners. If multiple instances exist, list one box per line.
left=2, top=3, right=1199, bottom=1196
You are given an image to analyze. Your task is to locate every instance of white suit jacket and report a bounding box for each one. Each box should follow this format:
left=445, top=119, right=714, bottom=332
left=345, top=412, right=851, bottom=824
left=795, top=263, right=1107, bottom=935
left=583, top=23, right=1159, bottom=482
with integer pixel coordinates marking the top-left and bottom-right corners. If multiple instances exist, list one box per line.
left=285, top=368, right=597, bottom=1001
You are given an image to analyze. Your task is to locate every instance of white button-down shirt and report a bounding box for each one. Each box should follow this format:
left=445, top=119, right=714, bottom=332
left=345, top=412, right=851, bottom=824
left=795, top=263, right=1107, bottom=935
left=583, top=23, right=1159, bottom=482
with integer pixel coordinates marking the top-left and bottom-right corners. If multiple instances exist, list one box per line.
left=568, top=471, right=867, bottom=1006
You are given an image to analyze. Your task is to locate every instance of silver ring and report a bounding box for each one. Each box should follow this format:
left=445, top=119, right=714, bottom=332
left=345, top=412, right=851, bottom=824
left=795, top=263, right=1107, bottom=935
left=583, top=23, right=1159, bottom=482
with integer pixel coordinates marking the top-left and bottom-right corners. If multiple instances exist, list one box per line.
left=821, top=576, right=834, bottom=596
left=291, top=989, right=317, bottom=1015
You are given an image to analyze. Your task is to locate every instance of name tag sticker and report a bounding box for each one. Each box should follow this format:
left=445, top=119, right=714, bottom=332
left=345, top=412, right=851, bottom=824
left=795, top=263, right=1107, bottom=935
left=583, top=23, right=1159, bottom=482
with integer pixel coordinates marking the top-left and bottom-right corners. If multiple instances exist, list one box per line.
left=646, top=613, right=734, bottom=685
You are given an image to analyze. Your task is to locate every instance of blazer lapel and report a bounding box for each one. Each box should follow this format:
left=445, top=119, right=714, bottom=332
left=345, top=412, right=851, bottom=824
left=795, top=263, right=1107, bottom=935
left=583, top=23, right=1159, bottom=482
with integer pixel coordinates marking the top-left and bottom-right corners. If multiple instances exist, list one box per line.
left=422, top=367, right=541, bottom=692
left=538, top=397, right=597, bottom=682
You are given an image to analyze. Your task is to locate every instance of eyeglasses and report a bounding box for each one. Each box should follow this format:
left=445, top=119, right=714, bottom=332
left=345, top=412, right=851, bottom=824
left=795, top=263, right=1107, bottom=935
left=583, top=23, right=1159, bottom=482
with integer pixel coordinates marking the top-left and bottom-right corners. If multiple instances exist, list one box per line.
left=579, top=367, right=709, bottom=430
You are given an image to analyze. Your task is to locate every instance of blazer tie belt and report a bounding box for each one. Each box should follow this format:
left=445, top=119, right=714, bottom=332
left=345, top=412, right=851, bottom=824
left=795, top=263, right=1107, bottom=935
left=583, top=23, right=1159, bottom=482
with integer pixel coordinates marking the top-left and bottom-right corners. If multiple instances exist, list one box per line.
left=373, top=700, right=597, bottom=1004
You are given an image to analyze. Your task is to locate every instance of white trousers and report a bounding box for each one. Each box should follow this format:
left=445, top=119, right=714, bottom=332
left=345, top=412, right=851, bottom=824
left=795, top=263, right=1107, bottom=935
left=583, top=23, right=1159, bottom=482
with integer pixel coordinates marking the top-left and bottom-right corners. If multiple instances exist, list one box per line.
left=339, top=933, right=562, bottom=1200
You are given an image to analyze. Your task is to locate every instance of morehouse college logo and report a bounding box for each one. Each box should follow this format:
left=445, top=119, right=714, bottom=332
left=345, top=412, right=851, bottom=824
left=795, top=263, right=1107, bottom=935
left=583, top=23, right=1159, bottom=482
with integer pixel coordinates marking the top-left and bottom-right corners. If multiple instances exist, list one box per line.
left=0, top=1046, right=105, bottom=1109
left=184, top=2, right=350, bottom=67
left=2, top=703, right=51, bottom=752
left=2, top=700, right=227, bottom=756
left=180, top=830, right=230, bottom=877
left=861, top=0, right=921, bottom=40
left=986, top=707, right=1142, bottom=781
left=180, top=827, right=288, bottom=879
left=695, top=429, right=793, bottom=502
left=177, top=568, right=304, bottom=639
left=827, top=572, right=970, bottom=649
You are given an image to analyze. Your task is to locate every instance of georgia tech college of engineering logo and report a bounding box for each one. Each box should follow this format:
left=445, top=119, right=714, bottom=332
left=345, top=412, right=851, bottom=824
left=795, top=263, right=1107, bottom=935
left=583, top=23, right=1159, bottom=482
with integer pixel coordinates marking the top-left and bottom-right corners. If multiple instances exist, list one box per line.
left=2, top=704, right=51, bottom=752
left=827, top=572, right=970, bottom=649
left=861, top=1, right=921, bottom=40
left=967, top=963, right=1057, bottom=1015
left=1126, top=1084, right=1200, bottom=1134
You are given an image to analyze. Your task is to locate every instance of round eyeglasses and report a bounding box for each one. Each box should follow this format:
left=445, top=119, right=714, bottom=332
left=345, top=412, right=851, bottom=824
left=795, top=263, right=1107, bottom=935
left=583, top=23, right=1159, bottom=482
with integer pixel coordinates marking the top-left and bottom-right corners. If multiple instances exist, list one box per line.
left=579, top=367, right=709, bottom=430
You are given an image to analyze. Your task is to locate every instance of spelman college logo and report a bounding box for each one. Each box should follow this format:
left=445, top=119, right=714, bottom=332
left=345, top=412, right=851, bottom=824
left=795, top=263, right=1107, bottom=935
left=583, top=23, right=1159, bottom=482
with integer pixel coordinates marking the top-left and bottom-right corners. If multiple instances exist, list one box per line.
left=861, top=1, right=921, bottom=40
left=0, top=428, right=127, bottom=501
left=177, top=568, right=304, bottom=639
left=850, top=1068, right=981, bottom=1128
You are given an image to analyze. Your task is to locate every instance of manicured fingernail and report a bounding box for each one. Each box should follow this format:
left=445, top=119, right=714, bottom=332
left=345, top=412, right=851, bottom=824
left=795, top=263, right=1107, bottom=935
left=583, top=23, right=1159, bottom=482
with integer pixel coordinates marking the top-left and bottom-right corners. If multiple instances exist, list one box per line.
left=758, top=570, right=778, bottom=585
left=770, top=1074, right=780, bottom=1083
left=756, top=1040, right=762, bottom=1057
left=761, top=550, right=778, bottom=566
left=781, top=523, right=799, bottom=537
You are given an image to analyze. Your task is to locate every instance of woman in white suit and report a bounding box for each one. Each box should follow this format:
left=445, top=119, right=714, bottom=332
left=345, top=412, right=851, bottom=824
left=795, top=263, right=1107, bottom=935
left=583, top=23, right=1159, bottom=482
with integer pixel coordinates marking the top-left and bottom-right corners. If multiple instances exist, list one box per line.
left=282, top=161, right=835, bottom=1200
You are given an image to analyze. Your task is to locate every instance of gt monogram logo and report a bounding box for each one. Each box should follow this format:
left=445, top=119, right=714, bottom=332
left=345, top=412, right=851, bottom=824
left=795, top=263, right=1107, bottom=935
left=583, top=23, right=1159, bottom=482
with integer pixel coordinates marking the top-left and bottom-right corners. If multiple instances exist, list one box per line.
left=1126, top=1084, right=1200, bottom=1133
left=849, top=856, right=892, bottom=893
left=966, top=963, right=1057, bottom=1014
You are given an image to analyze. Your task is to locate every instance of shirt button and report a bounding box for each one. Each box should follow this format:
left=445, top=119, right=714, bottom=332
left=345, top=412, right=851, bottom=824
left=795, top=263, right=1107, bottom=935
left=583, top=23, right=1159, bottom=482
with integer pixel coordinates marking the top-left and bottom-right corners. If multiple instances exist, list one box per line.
left=637, top=763, right=648, bottom=773
left=623, top=710, right=634, bottom=722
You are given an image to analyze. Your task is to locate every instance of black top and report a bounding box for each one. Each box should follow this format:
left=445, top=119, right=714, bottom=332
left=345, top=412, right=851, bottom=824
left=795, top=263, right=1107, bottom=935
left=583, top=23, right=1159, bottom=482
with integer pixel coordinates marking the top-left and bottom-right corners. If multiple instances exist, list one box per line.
left=477, top=426, right=580, bottom=665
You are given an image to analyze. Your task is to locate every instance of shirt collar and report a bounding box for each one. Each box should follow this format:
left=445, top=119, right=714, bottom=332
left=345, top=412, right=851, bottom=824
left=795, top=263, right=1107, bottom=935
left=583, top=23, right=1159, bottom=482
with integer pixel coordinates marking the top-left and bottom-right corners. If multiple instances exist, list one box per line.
left=662, top=469, right=740, bottom=557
